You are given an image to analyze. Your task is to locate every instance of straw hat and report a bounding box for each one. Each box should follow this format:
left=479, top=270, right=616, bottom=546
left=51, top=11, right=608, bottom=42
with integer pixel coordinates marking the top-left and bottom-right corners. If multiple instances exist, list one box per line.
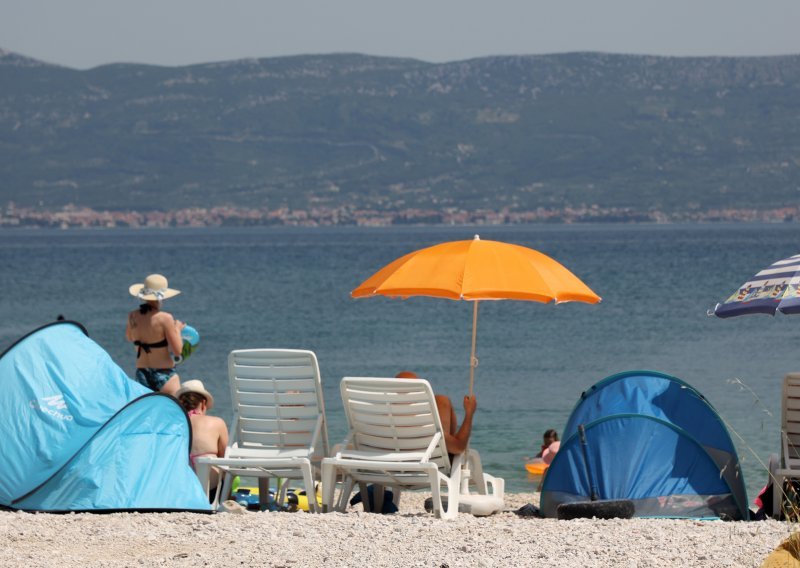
left=129, top=274, right=180, bottom=301
left=175, top=379, right=214, bottom=409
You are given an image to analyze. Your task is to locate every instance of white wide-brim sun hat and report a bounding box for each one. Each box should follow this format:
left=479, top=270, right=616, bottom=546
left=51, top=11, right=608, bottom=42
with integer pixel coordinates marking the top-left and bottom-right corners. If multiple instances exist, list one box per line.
left=129, top=274, right=181, bottom=301
left=175, top=379, right=214, bottom=409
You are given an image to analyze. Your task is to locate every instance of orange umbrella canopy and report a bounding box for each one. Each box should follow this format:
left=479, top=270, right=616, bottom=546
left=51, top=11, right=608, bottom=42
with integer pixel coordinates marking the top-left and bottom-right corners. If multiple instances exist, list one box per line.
left=352, top=236, right=601, bottom=304
left=352, top=236, right=601, bottom=394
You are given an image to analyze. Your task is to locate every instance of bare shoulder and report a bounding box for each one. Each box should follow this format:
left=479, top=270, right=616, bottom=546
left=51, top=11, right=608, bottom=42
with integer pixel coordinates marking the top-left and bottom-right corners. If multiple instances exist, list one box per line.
left=151, top=311, right=175, bottom=328
left=194, top=414, right=224, bottom=425
left=209, top=415, right=228, bottom=430
left=153, top=310, right=175, bottom=322
left=126, top=309, right=140, bottom=328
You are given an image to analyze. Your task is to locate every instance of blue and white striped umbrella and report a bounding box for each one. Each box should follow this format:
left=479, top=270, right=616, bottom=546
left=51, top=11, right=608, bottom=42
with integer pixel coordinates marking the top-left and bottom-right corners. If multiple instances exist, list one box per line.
left=713, top=253, right=800, bottom=318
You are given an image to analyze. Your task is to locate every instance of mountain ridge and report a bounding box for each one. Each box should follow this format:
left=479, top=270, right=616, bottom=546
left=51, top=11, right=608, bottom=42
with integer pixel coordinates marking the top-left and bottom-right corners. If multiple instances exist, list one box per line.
left=2, top=48, right=799, bottom=218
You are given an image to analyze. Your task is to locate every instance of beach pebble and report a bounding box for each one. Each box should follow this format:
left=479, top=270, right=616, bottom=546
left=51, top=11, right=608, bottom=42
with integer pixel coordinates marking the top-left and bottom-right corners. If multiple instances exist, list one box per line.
left=0, top=492, right=790, bottom=567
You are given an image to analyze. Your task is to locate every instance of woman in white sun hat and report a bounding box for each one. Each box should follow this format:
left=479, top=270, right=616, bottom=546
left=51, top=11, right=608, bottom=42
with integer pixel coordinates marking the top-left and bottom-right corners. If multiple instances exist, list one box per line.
left=125, top=273, right=186, bottom=396
left=176, top=379, right=229, bottom=499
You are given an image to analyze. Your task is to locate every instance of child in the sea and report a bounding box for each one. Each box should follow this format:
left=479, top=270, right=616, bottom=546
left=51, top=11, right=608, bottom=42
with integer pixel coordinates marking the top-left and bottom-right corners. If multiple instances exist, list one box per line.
left=525, top=429, right=560, bottom=464
left=536, top=429, right=561, bottom=465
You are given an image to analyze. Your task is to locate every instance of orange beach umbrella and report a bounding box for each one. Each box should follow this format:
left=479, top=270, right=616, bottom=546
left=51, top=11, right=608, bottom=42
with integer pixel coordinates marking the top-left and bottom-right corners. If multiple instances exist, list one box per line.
left=352, top=235, right=601, bottom=394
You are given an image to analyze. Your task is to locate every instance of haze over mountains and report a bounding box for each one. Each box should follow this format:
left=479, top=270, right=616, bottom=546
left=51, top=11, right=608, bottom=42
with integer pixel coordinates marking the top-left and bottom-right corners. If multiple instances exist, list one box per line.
left=2, top=48, right=800, bottom=221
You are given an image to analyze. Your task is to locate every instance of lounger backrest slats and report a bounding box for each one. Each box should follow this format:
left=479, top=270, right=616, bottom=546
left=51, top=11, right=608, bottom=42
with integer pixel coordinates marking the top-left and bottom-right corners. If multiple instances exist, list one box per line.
left=355, top=430, right=442, bottom=450
left=238, top=404, right=319, bottom=421
left=348, top=409, right=438, bottom=428
left=782, top=374, right=800, bottom=463
left=233, top=365, right=317, bottom=381
left=239, top=431, right=317, bottom=448
left=234, top=377, right=318, bottom=395
left=239, top=416, right=319, bottom=433
left=232, top=351, right=314, bottom=370
left=346, top=389, right=431, bottom=405
left=341, top=377, right=450, bottom=472
left=228, top=349, right=328, bottom=456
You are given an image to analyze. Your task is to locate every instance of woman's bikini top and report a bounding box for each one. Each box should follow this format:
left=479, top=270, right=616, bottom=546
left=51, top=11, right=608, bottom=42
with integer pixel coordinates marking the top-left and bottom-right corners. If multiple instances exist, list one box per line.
left=134, top=338, right=168, bottom=358
left=134, top=303, right=168, bottom=358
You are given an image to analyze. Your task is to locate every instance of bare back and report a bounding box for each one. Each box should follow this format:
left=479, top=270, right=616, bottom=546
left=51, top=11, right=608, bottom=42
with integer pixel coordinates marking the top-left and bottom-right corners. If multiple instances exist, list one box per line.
left=126, top=306, right=182, bottom=369
left=189, top=415, right=228, bottom=457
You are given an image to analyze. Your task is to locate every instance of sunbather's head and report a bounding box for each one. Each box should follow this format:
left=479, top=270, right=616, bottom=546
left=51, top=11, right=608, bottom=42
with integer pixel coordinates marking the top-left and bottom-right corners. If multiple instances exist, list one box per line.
left=176, top=379, right=215, bottom=411
left=395, top=371, right=419, bottom=379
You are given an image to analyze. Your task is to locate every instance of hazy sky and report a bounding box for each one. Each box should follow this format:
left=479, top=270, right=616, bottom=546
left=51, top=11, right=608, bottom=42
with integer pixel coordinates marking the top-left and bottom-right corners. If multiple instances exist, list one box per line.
left=2, top=0, right=800, bottom=69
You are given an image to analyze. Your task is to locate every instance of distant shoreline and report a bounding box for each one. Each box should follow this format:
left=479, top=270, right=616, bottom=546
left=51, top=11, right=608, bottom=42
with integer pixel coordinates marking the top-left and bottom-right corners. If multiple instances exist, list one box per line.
left=2, top=205, right=798, bottom=229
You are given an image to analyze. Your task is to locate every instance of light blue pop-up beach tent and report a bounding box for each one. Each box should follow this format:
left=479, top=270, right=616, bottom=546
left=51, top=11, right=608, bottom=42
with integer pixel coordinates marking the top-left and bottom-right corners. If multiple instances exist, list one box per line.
left=0, top=321, right=211, bottom=512
left=540, top=370, right=748, bottom=520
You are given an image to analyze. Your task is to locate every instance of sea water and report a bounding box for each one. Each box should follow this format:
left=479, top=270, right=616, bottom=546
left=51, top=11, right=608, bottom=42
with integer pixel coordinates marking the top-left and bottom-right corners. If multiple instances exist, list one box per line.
left=1, top=223, right=798, bottom=503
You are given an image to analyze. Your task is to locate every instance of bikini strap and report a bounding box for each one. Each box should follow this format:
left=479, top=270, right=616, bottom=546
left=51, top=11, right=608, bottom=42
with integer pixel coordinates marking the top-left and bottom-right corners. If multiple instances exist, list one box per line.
left=134, top=338, right=169, bottom=358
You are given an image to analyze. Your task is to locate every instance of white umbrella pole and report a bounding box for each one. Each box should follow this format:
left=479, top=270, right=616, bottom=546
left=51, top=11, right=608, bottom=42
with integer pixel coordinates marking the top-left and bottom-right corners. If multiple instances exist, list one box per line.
left=463, top=300, right=480, bottom=495
left=469, top=300, right=479, bottom=396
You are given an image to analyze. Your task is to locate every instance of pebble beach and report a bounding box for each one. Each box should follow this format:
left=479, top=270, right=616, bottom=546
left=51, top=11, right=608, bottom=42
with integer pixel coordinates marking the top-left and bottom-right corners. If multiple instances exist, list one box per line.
left=0, top=492, right=793, bottom=567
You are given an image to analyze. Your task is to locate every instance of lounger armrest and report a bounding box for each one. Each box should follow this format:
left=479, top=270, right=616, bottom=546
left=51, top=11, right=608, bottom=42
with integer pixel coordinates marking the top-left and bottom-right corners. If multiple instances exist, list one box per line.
left=196, top=455, right=311, bottom=468
left=194, top=455, right=217, bottom=464
left=333, top=433, right=354, bottom=458
left=421, top=432, right=442, bottom=463
left=337, top=449, right=430, bottom=462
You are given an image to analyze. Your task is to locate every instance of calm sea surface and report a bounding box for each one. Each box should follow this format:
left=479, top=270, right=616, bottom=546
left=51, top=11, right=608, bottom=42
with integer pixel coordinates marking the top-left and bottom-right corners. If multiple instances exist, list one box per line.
left=2, top=223, right=798, bottom=503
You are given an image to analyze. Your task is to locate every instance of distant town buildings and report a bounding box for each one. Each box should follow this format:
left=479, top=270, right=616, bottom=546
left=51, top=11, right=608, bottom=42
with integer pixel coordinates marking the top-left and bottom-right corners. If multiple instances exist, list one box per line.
left=1, top=202, right=797, bottom=229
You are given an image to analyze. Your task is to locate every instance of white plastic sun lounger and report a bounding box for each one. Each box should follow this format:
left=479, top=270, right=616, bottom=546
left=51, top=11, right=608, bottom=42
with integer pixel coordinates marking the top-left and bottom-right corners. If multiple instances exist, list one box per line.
left=194, top=349, right=329, bottom=512
left=320, top=377, right=503, bottom=519
left=772, top=372, right=800, bottom=519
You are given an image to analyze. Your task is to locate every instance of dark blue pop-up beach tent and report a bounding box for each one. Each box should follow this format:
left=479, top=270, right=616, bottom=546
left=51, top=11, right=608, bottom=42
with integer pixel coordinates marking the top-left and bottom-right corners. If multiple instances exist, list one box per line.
left=541, top=370, right=748, bottom=520
left=0, top=321, right=210, bottom=512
